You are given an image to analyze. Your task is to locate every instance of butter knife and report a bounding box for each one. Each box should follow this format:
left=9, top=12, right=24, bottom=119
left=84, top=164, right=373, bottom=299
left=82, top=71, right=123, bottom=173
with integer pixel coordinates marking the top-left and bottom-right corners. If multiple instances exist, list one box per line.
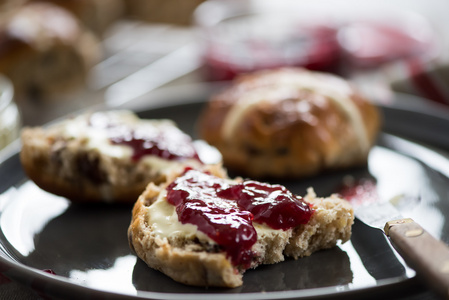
left=355, top=200, right=449, bottom=299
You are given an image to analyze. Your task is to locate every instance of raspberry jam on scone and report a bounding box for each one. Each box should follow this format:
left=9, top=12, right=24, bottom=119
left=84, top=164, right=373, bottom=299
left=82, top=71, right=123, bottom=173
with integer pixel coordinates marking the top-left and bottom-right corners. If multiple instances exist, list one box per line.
left=166, top=168, right=314, bottom=268
left=88, top=112, right=201, bottom=162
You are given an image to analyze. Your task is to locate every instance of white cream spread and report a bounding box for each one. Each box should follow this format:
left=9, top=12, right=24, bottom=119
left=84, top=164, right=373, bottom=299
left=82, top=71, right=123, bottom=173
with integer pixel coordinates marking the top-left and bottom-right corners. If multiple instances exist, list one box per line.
left=221, top=71, right=370, bottom=153
left=147, top=189, right=212, bottom=242
left=59, top=110, right=139, bottom=158
left=57, top=110, right=200, bottom=169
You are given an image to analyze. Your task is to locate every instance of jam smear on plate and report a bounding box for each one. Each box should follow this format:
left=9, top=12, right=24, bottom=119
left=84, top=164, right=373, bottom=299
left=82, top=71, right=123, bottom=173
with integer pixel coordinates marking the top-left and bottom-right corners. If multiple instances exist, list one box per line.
left=336, top=177, right=378, bottom=206
left=42, top=269, right=56, bottom=275
left=166, top=169, right=314, bottom=268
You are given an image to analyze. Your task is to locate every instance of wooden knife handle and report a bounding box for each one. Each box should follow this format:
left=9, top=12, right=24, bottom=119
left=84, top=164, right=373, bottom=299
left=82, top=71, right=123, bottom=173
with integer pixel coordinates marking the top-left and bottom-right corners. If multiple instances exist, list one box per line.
left=385, top=218, right=449, bottom=299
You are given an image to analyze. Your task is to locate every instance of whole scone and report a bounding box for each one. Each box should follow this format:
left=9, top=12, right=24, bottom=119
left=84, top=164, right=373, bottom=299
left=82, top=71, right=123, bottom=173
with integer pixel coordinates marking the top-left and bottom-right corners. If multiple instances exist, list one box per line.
left=198, top=67, right=380, bottom=179
left=128, top=166, right=354, bottom=288
left=0, top=2, right=101, bottom=102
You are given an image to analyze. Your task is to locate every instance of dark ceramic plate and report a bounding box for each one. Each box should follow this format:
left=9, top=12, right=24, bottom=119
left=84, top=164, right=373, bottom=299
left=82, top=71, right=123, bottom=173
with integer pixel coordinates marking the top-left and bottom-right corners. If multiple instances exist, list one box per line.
left=0, top=84, right=448, bottom=300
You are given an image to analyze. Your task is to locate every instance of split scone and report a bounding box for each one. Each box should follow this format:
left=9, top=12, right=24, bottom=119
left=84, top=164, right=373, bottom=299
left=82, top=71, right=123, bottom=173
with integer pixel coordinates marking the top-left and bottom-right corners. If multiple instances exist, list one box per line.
left=128, top=166, right=354, bottom=288
left=20, top=110, right=215, bottom=203
left=198, top=67, right=380, bottom=179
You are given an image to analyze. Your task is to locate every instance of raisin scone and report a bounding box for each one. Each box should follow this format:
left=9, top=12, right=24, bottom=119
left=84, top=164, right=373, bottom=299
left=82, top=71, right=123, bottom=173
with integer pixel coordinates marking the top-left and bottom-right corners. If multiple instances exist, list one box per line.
left=128, top=166, right=354, bottom=288
left=198, top=67, right=381, bottom=179
left=20, top=110, right=217, bottom=203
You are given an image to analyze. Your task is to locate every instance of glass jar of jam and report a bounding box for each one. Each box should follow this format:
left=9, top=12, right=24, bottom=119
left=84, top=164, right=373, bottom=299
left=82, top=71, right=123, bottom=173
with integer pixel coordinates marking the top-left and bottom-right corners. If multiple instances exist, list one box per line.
left=194, top=0, right=342, bottom=81
left=0, top=75, right=21, bottom=151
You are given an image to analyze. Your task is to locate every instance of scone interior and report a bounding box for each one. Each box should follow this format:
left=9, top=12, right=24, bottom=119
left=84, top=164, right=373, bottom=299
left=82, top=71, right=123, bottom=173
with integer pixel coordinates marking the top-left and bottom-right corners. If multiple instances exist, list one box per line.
left=128, top=166, right=354, bottom=288
left=20, top=110, right=207, bottom=203
left=198, top=67, right=381, bottom=179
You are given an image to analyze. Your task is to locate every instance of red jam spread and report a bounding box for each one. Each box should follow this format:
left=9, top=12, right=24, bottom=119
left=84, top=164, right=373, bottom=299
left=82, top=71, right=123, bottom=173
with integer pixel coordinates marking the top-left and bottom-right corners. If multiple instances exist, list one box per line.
left=88, top=113, right=201, bottom=162
left=337, top=177, right=378, bottom=206
left=166, top=169, right=314, bottom=268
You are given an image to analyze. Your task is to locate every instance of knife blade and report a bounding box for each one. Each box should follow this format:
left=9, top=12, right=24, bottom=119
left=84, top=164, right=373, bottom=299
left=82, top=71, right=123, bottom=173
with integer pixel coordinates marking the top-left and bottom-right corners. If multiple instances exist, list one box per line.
left=354, top=200, right=449, bottom=299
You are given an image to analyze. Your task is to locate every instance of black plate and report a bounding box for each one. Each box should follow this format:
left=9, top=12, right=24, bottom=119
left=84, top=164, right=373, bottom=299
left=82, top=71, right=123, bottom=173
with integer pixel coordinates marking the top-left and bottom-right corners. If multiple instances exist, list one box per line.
left=0, top=85, right=448, bottom=300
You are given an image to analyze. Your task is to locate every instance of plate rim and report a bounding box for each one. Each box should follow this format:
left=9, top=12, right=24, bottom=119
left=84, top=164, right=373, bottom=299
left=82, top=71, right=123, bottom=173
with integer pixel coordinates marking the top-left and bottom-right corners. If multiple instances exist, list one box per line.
left=0, top=86, right=448, bottom=299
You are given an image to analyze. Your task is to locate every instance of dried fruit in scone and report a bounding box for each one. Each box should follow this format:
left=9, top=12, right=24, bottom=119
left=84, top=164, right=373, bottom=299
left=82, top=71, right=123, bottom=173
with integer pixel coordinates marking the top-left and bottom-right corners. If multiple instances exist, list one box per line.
left=198, top=67, right=381, bottom=179
left=128, top=167, right=354, bottom=288
left=20, top=110, right=217, bottom=203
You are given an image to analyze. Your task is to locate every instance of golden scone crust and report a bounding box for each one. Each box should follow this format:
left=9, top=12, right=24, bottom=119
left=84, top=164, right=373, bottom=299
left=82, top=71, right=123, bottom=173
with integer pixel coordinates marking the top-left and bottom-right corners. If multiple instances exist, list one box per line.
left=198, top=67, right=380, bottom=179
left=20, top=110, right=206, bottom=203
left=128, top=168, right=354, bottom=288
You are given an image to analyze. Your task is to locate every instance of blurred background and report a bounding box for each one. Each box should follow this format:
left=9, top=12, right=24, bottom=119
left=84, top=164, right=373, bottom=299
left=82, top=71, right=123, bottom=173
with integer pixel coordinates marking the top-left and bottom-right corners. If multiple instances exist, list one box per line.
left=0, top=0, right=449, bottom=150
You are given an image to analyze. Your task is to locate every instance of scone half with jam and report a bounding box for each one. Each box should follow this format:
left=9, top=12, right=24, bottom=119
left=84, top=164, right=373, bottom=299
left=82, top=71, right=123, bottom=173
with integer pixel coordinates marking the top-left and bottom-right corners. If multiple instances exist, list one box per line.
left=20, top=110, right=216, bottom=203
left=128, top=166, right=354, bottom=288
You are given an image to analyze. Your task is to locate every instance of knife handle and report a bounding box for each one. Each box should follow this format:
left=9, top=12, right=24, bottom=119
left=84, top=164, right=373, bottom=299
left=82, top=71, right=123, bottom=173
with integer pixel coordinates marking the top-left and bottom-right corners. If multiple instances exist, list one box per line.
left=385, top=218, right=449, bottom=299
